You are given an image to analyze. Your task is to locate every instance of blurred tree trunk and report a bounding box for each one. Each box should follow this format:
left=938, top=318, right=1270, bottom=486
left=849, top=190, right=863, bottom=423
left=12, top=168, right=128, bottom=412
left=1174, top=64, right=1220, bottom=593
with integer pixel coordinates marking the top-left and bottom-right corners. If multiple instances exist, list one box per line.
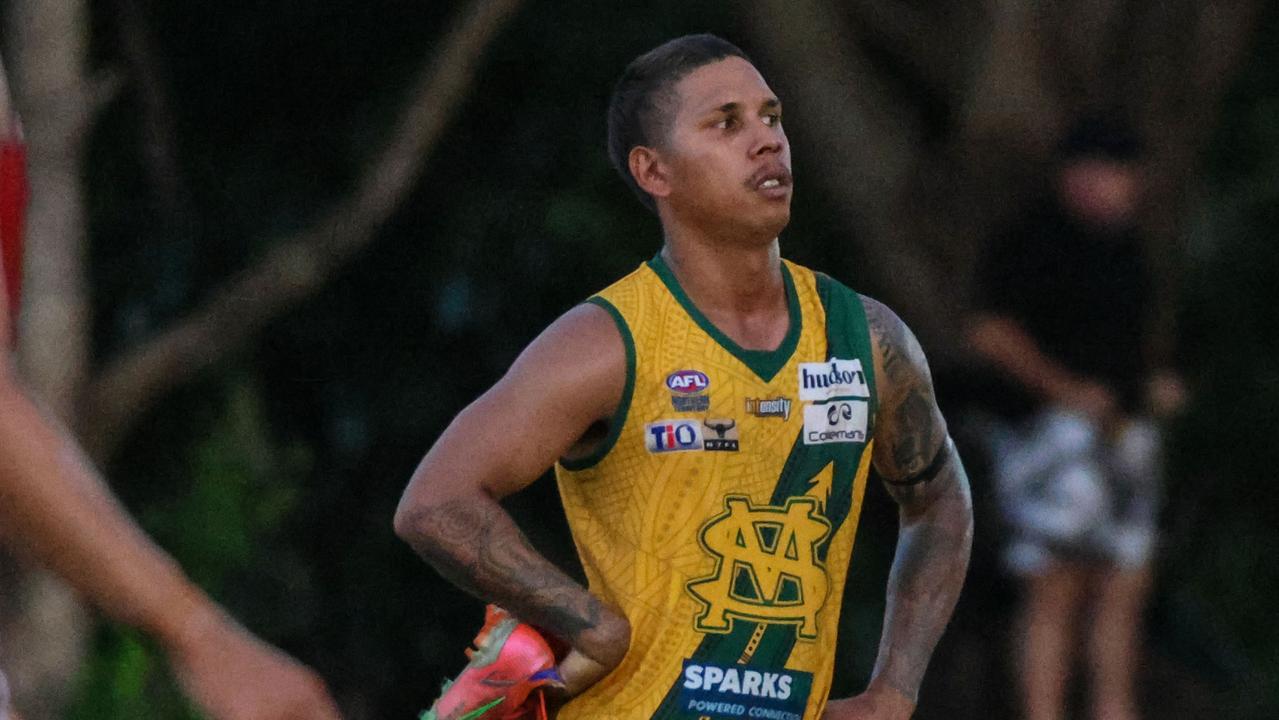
left=0, top=0, right=523, bottom=716
left=1, top=0, right=97, bottom=716
left=747, top=0, right=1262, bottom=369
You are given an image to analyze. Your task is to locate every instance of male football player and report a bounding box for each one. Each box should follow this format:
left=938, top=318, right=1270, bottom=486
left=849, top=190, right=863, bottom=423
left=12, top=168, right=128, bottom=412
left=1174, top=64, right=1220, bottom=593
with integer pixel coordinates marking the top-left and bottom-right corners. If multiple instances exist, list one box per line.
left=396, top=34, right=973, bottom=720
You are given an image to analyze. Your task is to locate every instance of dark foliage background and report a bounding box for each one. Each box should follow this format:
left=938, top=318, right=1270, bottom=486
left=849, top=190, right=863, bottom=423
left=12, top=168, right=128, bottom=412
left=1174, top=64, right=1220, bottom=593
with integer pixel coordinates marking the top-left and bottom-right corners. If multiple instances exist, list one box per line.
left=0, top=1, right=1275, bottom=718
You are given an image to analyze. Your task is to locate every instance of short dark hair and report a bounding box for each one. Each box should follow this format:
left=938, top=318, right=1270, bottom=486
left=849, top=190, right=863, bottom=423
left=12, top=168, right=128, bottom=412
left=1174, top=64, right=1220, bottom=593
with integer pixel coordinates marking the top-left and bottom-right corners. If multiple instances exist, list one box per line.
left=607, top=34, right=751, bottom=212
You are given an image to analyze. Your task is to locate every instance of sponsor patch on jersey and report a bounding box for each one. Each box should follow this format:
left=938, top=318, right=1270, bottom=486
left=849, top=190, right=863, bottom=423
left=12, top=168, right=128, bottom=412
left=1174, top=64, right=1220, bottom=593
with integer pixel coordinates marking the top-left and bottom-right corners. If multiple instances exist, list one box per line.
left=667, top=369, right=711, bottom=412
left=802, top=400, right=868, bottom=445
left=745, top=396, right=792, bottom=420
left=677, top=660, right=812, bottom=720
left=667, top=369, right=710, bottom=394
left=645, top=420, right=705, bottom=453
left=702, top=418, right=740, bottom=451
left=797, top=358, right=870, bottom=401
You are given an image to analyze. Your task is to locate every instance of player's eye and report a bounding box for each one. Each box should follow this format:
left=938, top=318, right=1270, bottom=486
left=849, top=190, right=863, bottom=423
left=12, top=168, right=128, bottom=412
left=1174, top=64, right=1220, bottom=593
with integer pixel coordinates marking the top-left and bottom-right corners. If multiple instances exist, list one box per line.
left=715, top=116, right=738, bottom=130
left=764, top=112, right=782, bottom=127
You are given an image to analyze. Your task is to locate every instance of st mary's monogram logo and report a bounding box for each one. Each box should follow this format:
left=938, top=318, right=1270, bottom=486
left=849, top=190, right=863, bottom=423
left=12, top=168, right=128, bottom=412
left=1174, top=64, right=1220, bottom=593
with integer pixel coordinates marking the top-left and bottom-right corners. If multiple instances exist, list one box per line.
left=686, top=495, right=832, bottom=640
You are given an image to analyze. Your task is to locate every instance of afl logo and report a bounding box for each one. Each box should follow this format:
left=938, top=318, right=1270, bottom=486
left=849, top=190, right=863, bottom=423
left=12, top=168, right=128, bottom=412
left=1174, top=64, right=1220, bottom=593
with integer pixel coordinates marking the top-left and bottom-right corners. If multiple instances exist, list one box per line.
left=666, top=370, right=710, bottom=394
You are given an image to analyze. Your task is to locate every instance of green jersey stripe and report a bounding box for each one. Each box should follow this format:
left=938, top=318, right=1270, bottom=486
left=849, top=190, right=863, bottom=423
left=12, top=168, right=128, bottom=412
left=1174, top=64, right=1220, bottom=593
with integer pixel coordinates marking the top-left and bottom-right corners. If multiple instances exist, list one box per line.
left=648, top=273, right=877, bottom=719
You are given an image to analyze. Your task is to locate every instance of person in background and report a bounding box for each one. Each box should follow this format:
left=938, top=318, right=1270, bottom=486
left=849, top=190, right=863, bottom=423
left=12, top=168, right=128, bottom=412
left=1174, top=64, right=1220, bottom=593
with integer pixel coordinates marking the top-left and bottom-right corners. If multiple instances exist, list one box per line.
left=0, top=58, right=343, bottom=720
left=967, top=117, right=1186, bottom=720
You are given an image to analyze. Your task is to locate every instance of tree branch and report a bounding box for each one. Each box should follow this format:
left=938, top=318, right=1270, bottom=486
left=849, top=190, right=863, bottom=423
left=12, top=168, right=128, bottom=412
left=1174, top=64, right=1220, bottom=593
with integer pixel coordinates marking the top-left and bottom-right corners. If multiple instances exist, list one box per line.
left=81, top=0, right=526, bottom=460
left=116, top=0, right=195, bottom=240
left=848, top=0, right=981, bottom=106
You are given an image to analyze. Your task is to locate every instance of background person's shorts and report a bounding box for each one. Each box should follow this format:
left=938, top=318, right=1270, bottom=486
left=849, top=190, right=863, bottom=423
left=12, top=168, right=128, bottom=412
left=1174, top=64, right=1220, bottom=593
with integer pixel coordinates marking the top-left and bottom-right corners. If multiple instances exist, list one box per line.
left=988, top=408, right=1162, bottom=575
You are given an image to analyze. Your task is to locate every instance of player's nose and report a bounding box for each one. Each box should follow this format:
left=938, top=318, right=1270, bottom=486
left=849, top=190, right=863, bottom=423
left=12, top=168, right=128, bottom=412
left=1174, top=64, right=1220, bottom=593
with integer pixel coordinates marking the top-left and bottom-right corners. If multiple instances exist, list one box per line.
left=750, top=122, right=785, bottom=158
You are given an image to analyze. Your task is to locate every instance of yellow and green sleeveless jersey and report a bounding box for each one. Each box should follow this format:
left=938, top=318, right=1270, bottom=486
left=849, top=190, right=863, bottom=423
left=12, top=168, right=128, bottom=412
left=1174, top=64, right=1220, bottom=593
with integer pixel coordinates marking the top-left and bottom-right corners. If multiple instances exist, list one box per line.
left=554, top=254, right=878, bottom=720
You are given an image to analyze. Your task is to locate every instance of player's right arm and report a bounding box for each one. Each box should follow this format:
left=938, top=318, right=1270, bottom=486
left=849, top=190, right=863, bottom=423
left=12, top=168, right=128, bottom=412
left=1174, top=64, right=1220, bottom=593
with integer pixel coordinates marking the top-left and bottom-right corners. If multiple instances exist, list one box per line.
left=394, top=302, right=632, bottom=695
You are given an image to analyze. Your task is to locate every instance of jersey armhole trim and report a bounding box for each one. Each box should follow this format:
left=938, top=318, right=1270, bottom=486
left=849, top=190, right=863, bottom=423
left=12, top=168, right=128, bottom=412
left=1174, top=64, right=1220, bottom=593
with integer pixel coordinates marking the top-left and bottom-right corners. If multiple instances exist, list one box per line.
left=559, top=296, right=635, bottom=471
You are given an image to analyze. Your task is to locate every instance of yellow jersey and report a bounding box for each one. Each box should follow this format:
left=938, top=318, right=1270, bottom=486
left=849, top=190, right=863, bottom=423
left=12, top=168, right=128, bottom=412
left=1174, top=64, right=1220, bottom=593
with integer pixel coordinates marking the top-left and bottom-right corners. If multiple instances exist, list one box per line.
left=554, top=255, right=879, bottom=720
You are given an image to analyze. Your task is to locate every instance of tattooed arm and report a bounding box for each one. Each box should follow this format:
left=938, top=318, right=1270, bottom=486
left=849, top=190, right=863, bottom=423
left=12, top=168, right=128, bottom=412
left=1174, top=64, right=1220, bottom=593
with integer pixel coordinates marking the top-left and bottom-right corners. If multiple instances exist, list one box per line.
left=394, top=303, right=632, bottom=695
left=824, top=298, right=974, bottom=720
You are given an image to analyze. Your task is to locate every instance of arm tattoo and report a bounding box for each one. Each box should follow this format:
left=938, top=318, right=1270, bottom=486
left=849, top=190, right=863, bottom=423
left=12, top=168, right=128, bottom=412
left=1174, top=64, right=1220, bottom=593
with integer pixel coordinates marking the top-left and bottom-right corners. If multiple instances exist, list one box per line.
left=862, top=296, right=947, bottom=502
left=890, top=387, right=943, bottom=480
left=400, top=497, right=608, bottom=648
left=882, top=437, right=952, bottom=487
left=858, top=296, right=974, bottom=703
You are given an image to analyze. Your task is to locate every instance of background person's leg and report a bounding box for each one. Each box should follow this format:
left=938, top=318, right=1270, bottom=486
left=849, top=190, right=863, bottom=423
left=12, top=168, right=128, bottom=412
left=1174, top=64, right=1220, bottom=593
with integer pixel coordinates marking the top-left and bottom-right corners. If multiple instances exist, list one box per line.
left=1019, top=561, right=1090, bottom=720
left=0, top=668, right=10, bottom=720
left=1087, top=564, right=1153, bottom=720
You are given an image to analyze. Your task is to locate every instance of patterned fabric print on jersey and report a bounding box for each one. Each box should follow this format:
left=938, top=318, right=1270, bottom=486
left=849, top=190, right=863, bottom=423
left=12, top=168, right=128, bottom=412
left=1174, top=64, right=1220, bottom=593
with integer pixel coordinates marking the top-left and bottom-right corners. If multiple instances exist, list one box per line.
left=555, top=259, right=877, bottom=720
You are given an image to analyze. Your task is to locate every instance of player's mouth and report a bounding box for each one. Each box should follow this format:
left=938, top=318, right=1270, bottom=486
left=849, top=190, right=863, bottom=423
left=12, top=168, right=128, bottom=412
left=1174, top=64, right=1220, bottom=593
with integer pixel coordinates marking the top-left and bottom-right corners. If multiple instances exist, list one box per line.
left=747, top=165, right=793, bottom=200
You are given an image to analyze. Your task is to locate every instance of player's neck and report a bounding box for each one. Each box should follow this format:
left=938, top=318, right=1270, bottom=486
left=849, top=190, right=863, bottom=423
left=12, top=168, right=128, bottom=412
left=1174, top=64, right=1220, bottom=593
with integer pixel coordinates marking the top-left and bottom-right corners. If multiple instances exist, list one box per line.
left=658, top=232, right=789, bottom=351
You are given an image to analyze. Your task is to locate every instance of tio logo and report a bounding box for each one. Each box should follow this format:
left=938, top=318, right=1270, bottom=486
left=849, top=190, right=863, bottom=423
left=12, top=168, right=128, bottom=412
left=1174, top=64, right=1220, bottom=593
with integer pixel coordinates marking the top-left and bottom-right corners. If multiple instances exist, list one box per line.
left=645, top=420, right=704, bottom=453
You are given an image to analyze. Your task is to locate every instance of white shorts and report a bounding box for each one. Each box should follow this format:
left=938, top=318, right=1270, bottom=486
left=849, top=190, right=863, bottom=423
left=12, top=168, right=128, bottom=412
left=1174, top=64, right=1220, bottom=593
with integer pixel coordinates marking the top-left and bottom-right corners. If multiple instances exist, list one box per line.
left=988, top=408, right=1162, bottom=575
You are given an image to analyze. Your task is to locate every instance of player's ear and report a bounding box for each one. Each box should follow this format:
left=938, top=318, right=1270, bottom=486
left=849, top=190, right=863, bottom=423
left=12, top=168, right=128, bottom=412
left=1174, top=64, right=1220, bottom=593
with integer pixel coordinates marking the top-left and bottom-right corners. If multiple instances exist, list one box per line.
left=629, top=146, right=671, bottom=201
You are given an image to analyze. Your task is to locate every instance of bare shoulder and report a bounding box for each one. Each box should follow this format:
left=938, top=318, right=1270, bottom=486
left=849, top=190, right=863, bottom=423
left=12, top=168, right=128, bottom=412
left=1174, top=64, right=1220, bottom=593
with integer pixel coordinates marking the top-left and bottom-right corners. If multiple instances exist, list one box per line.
left=538, top=300, right=624, bottom=349
left=500, top=300, right=628, bottom=422
left=414, top=300, right=629, bottom=499
left=514, top=301, right=625, bottom=377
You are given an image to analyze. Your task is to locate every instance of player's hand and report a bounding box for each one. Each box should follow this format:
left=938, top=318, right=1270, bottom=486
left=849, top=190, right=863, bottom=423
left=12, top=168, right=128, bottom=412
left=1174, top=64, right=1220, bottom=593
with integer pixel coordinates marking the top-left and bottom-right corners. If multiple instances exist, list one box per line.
left=822, top=685, right=914, bottom=720
left=550, top=647, right=617, bottom=697
left=165, top=609, right=343, bottom=720
left=547, top=610, right=631, bottom=698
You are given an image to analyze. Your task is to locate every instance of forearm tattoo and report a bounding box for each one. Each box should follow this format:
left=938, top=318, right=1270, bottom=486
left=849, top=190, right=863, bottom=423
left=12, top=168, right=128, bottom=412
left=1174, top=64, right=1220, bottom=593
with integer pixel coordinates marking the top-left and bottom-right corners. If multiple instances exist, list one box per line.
left=401, top=497, right=607, bottom=647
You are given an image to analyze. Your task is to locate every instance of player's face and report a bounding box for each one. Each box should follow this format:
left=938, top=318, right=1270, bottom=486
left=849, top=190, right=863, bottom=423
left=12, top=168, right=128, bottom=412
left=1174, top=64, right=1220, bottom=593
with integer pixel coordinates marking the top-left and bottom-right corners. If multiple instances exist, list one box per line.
left=659, top=57, right=792, bottom=240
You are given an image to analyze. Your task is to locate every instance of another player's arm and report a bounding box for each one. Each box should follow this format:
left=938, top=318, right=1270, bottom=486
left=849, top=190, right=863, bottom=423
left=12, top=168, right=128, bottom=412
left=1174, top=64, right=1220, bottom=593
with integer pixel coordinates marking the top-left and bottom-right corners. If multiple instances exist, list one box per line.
left=394, top=303, right=631, bottom=694
left=0, top=275, right=341, bottom=719
left=827, top=298, right=973, bottom=720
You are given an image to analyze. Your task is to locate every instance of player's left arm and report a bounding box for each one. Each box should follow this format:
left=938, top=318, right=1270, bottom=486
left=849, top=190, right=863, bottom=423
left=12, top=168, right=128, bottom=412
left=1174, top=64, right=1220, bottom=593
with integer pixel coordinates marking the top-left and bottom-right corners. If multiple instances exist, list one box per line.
left=826, top=297, right=973, bottom=720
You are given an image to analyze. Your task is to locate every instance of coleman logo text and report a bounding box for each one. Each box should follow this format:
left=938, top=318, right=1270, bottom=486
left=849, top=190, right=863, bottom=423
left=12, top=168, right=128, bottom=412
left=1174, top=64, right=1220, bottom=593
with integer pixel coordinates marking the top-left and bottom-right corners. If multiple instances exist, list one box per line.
left=802, top=400, right=868, bottom=446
